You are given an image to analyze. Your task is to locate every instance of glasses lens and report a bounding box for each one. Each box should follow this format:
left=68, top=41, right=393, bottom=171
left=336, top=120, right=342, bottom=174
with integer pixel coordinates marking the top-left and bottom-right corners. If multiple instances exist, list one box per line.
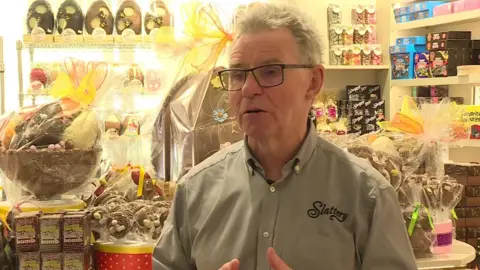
left=253, top=65, right=283, bottom=87
left=220, top=70, right=246, bottom=91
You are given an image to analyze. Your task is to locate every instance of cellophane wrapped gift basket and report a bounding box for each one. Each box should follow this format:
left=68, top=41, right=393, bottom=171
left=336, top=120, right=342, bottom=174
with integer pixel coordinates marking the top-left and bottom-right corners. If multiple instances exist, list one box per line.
left=331, top=96, right=468, bottom=258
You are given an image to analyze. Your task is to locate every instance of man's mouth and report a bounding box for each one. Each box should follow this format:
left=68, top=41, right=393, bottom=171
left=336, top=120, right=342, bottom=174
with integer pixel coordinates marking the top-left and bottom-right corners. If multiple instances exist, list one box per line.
left=245, top=110, right=266, bottom=114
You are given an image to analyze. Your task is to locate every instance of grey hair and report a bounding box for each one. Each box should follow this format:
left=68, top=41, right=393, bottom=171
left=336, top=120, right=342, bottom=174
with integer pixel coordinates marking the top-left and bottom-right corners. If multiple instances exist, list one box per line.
left=234, top=3, right=323, bottom=65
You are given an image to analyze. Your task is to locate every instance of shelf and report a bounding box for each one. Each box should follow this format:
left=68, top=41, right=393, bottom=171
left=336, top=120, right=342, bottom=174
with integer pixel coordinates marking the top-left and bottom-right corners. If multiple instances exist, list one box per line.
left=450, top=139, right=480, bottom=148
left=391, top=75, right=480, bottom=87
left=393, top=9, right=480, bottom=31
left=416, top=240, right=476, bottom=269
left=22, top=42, right=152, bottom=50
left=324, top=65, right=390, bottom=70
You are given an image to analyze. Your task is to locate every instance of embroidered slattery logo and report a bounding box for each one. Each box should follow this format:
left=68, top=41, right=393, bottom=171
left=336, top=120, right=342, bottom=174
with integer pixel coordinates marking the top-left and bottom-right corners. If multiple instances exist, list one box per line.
left=307, top=201, right=348, bottom=222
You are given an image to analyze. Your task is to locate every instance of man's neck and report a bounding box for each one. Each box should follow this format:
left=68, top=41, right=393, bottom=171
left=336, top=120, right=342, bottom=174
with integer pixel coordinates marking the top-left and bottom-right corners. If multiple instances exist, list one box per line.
left=248, top=124, right=308, bottom=181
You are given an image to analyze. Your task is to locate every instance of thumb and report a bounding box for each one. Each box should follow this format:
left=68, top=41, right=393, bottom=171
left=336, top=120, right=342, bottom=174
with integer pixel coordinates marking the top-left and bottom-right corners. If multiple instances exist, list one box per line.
left=267, top=248, right=291, bottom=270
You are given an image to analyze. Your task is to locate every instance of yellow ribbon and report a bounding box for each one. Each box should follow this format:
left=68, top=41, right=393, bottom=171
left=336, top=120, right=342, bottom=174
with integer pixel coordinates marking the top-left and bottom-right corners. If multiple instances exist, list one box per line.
left=112, top=165, right=146, bottom=198
left=48, top=69, right=97, bottom=107
left=154, top=1, right=232, bottom=73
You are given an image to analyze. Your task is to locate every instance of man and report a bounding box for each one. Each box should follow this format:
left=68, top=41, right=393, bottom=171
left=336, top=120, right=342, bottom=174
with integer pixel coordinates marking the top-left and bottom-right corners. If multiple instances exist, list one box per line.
left=153, top=3, right=417, bottom=270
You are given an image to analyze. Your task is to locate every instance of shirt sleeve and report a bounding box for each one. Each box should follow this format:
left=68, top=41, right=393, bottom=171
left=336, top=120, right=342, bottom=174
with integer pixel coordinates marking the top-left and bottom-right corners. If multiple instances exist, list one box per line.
left=361, top=186, right=417, bottom=270
left=153, top=183, right=195, bottom=270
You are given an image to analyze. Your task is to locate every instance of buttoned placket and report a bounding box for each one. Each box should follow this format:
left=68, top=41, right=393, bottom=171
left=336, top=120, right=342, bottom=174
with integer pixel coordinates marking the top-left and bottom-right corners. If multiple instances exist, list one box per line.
left=256, top=178, right=281, bottom=270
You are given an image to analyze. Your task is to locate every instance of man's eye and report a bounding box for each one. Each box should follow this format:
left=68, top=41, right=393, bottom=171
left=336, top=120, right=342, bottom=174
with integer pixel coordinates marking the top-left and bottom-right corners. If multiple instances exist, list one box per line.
left=260, top=66, right=282, bottom=77
left=230, top=71, right=244, bottom=81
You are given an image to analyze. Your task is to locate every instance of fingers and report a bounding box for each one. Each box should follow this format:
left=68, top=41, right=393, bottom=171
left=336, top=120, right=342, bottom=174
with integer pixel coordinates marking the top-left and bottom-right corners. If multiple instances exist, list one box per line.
left=268, top=248, right=291, bottom=270
left=219, top=259, right=240, bottom=270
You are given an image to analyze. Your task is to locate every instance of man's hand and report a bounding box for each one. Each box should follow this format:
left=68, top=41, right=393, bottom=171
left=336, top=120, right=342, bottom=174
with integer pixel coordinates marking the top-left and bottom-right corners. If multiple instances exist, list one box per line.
left=219, top=259, right=240, bottom=270
left=268, top=248, right=292, bottom=270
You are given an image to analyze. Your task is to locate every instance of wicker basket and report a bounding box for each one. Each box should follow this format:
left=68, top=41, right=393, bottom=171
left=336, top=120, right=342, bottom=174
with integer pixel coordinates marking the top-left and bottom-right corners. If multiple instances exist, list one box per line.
left=0, top=147, right=102, bottom=199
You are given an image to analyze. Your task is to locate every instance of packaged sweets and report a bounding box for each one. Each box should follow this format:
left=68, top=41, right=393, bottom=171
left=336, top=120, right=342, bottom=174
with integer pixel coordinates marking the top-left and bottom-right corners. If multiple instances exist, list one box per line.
left=354, top=25, right=367, bottom=45
left=361, top=46, right=373, bottom=65
left=327, top=4, right=342, bottom=25
left=342, top=46, right=353, bottom=65
left=330, top=46, right=344, bottom=66
left=329, top=25, right=344, bottom=46
left=366, top=25, right=377, bottom=44
left=351, top=45, right=362, bottom=66
left=372, top=45, right=383, bottom=65
left=366, top=4, right=376, bottom=24
left=343, top=25, right=354, bottom=46
left=352, top=5, right=366, bottom=24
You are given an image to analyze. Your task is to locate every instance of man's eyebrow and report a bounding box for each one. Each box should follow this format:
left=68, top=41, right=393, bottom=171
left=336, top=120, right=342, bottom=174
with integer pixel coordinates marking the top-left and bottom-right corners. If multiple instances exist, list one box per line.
left=229, top=63, right=244, bottom=69
left=229, top=59, right=284, bottom=69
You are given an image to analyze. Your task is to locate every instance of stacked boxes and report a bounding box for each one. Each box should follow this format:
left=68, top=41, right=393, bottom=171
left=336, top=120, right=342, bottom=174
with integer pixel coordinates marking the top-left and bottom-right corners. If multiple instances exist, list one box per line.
left=446, top=163, right=480, bottom=255
left=390, top=44, right=426, bottom=79
left=338, top=85, right=385, bottom=135
left=394, top=1, right=446, bottom=23
left=426, top=31, right=472, bottom=77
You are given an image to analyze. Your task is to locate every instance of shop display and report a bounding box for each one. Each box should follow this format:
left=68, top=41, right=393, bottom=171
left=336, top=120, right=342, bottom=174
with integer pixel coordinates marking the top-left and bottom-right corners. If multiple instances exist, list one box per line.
left=393, top=1, right=445, bottom=23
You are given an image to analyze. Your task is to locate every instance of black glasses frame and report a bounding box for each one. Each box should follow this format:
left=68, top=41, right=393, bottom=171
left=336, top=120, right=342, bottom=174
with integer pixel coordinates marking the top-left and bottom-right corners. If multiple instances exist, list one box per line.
left=217, top=64, right=313, bottom=91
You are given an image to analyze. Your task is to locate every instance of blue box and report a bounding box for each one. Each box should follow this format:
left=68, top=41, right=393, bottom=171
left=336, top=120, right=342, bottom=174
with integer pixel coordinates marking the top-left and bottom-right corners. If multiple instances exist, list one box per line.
left=391, top=53, right=415, bottom=79
left=396, top=36, right=427, bottom=45
left=394, top=6, right=410, bottom=16
left=409, top=1, right=446, bottom=13
left=410, top=10, right=434, bottom=21
left=395, top=14, right=411, bottom=23
left=389, top=44, right=426, bottom=53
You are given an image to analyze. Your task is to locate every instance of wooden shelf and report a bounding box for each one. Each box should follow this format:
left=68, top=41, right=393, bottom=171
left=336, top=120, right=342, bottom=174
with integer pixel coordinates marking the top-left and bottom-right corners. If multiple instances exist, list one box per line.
left=324, top=65, right=390, bottom=70
left=416, top=240, right=476, bottom=269
left=22, top=42, right=151, bottom=50
left=393, top=9, right=480, bottom=31
left=391, top=75, right=480, bottom=87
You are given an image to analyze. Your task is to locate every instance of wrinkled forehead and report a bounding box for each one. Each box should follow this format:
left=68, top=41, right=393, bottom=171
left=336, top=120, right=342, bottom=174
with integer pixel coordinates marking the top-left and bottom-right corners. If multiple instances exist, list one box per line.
left=228, top=29, right=302, bottom=68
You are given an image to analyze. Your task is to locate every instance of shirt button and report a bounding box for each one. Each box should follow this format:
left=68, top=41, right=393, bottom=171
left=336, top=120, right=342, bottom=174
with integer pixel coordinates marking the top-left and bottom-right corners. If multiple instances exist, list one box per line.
left=263, top=232, right=269, bottom=238
left=269, top=186, right=275, bottom=193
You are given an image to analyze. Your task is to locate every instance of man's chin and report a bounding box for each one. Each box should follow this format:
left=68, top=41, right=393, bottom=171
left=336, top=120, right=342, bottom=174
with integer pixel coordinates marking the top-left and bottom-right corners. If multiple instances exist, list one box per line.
left=242, top=124, right=274, bottom=139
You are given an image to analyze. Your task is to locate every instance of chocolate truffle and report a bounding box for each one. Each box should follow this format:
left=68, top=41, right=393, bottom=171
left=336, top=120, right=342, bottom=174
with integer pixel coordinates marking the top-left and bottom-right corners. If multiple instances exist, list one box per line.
left=85, top=0, right=114, bottom=35
left=26, top=0, right=55, bottom=35
left=56, top=0, right=84, bottom=35
left=115, top=0, right=142, bottom=35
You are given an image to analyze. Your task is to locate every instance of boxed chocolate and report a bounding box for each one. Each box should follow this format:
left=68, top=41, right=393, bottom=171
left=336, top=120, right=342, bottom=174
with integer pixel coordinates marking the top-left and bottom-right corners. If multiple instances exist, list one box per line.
left=349, top=115, right=364, bottom=134
left=430, top=85, right=449, bottom=97
left=15, top=212, right=40, bottom=252
left=41, top=253, right=62, bottom=270
left=39, top=214, right=62, bottom=253
left=426, top=31, right=472, bottom=42
left=18, top=252, right=40, bottom=270
left=466, top=186, right=480, bottom=197
left=426, top=39, right=471, bottom=51
left=346, top=85, right=365, bottom=101
left=349, top=101, right=365, bottom=116
left=364, top=114, right=377, bottom=133
left=456, top=227, right=467, bottom=239
left=470, top=40, right=480, bottom=49
left=472, top=49, right=480, bottom=65
left=371, top=100, right=385, bottom=117
left=62, top=213, right=89, bottom=252
left=429, top=49, right=472, bottom=77
left=391, top=53, right=414, bottom=79
left=365, top=85, right=381, bottom=100
left=63, top=252, right=88, bottom=270
left=414, top=52, right=431, bottom=78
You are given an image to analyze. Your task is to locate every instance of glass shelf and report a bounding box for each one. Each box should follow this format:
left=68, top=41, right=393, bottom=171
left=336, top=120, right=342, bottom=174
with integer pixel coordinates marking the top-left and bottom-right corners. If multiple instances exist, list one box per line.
left=23, top=42, right=152, bottom=50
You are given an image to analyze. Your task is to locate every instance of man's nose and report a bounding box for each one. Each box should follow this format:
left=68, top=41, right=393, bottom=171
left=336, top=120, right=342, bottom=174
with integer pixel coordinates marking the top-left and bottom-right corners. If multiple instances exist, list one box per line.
left=241, top=73, right=262, bottom=98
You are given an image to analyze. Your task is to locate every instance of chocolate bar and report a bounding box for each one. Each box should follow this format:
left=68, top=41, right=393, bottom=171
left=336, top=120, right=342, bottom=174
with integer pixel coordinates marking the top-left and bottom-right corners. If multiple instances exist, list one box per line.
left=18, top=252, right=40, bottom=270
left=41, top=253, right=62, bottom=270
left=365, top=85, right=381, bottom=100
left=346, top=85, right=365, bottom=101
left=15, top=212, right=40, bottom=252
left=63, top=213, right=89, bottom=252
left=63, top=252, right=87, bottom=270
left=349, top=101, right=365, bottom=116
left=39, top=214, right=63, bottom=252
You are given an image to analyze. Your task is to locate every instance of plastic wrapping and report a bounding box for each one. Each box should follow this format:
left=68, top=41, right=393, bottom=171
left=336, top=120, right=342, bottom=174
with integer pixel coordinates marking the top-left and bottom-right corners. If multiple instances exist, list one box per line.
left=152, top=1, right=243, bottom=181
left=399, top=175, right=435, bottom=258
left=378, top=96, right=465, bottom=177
left=0, top=58, right=105, bottom=202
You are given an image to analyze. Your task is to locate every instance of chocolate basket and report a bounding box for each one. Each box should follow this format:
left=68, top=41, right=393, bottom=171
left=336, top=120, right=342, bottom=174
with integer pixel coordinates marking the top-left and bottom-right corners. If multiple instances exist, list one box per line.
left=0, top=147, right=102, bottom=199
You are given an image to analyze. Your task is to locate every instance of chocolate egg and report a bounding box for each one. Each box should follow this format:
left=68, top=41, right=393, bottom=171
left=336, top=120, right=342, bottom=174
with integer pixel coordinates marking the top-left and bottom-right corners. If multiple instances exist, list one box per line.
left=144, top=0, right=172, bottom=35
left=85, top=0, right=114, bottom=35
left=26, top=0, right=55, bottom=35
left=56, top=0, right=84, bottom=35
left=115, top=0, right=142, bottom=35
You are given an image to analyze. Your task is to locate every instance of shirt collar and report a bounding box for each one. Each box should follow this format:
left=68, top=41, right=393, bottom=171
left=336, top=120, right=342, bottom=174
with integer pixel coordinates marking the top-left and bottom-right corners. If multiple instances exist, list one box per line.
left=244, top=121, right=318, bottom=175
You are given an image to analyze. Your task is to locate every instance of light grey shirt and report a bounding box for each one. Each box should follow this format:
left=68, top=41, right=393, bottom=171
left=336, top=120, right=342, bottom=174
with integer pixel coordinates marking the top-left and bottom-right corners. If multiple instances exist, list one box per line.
left=153, top=125, right=417, bottom=270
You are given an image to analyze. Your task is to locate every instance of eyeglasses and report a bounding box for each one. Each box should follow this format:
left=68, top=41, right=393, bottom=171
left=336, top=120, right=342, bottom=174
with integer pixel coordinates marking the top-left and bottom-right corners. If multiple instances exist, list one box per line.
left=217, top=64, right=313, bottom=91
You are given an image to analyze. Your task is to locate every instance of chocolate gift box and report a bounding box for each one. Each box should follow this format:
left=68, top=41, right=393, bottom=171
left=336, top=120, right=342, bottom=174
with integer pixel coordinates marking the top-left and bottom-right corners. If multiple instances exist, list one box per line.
left=115, top=0, right=143, bottom=42
left=143, top=0, right=173, bottom=42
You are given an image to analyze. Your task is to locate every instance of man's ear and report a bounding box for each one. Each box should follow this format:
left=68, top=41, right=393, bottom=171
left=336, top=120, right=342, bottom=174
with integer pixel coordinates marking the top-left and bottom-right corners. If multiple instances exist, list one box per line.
left=306, top=64, right=325, bottom=101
